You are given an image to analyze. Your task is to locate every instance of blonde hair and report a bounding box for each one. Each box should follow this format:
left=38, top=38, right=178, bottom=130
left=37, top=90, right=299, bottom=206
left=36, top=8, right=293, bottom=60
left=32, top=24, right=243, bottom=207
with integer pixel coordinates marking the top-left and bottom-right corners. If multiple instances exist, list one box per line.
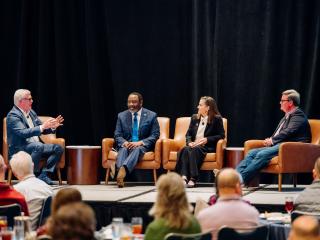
left=149, top=172, right=193, bottom=229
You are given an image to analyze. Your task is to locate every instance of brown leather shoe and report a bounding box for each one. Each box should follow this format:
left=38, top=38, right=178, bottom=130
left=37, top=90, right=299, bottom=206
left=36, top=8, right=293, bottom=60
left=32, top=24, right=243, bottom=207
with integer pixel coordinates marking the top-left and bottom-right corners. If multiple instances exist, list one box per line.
left=117, top=166, right=126, bottom=188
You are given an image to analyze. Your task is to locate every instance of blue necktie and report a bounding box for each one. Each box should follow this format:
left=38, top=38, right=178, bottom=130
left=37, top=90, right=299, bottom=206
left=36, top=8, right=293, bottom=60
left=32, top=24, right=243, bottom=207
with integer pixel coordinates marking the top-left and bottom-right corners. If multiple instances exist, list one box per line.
left=132, top=112, right=139, bottom=142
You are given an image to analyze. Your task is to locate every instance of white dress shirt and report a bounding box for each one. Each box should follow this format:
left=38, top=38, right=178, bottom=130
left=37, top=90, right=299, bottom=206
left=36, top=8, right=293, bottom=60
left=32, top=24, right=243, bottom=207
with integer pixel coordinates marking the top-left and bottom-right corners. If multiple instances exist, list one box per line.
left=195, top=116, right=208, bottom=141
left=17, top=107, right=40, bottom=142
left=13, top=174, right=53, bottom=230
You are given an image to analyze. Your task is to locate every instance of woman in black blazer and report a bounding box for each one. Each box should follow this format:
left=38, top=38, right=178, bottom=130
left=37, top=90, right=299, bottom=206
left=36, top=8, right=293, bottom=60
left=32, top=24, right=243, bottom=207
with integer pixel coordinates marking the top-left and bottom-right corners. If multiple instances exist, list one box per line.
left=175, top=96, right=225, bottom=188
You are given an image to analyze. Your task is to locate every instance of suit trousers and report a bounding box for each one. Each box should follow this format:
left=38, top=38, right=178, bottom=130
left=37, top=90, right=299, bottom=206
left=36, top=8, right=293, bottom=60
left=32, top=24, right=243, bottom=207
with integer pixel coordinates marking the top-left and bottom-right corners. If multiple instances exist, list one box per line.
left=116, top=146, right=147, bottom=172
left=23, top=142, right=63, bottom=173
left=175, top=145, right=208, bottom=180
left=236, top=144, right=280, bottom=184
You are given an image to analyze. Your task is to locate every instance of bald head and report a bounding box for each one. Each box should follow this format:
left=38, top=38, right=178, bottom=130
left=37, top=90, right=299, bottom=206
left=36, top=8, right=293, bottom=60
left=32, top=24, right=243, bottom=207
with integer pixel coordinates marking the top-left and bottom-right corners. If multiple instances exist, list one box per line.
left=217, top=168, right=242, bottom=196
left=289, top=216, right=320, bottom=240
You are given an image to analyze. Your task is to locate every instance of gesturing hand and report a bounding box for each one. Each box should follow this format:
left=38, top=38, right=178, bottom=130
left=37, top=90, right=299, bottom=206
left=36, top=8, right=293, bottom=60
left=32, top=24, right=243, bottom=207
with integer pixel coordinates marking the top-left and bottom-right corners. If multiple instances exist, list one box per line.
left=42, top=115, right=64, bottom=130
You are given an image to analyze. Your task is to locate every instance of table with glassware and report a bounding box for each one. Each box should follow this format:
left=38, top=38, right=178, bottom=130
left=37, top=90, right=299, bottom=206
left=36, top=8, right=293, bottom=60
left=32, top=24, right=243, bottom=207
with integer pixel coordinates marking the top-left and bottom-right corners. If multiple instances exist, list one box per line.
left=95, top=217, right=144, bottom=240
left=259, top=212, right=291, bottom=240
left=0, top=215, right=35, bottom=240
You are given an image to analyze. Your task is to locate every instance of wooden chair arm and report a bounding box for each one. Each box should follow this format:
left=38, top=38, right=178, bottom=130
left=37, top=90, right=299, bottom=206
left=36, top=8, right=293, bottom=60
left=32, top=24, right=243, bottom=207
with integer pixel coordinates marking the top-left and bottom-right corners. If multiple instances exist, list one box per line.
left=162, top=139, right=185, bottom=165
left=244, top=140, right=264, bottom=156
left=2, top=137, right=8, bottom=164
left=278, top=142, right=320, bottom=172
left=215, top=139, right=227, bottom=169
left=46, top=137, right=65, bottom=146
left=102, top=138, right=114, bottom=165
left=154, top=139, right=162, bottom=165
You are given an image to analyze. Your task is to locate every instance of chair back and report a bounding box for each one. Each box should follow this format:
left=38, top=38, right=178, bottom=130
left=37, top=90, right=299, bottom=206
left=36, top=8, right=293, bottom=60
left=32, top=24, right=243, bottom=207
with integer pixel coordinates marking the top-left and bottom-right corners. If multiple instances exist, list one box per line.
left=173, top=117, right=191, bottom=143
left=157, top=117, right=170, bottom=140
left=38, top=196, right=52, bottom=227
left=3, top=117, right=9, bottom=164
left=165, top=230, right=212, bottom=240
left=0, top=203, right=21, bottom=227
left=309, top=119, right=320, bottom=145
left=173, top=117, right=227, bottom=142
left=222, top=118, right=227, bottom=141
left=291, top=210, right=320, bottom=223
left=217, top=225, right=268, bottom=240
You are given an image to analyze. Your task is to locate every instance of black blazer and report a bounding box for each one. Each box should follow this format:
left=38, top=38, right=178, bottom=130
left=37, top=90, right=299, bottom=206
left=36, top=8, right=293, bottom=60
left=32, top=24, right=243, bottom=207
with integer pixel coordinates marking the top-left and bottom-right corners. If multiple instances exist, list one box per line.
left=271, top=108, right=311, bottom=145
left=186, top=114, right=225, bottom=152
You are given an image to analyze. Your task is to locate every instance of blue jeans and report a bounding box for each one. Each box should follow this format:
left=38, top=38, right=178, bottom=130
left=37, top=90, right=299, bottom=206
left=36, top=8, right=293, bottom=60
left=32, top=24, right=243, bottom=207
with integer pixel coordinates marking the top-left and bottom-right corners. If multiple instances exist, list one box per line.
left=236, top=144, right=280, bottom=184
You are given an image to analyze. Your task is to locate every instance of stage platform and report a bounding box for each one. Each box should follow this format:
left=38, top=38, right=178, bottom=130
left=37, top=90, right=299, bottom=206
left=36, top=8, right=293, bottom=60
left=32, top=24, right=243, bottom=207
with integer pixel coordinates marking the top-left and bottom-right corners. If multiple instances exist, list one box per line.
left=51, top=182, right=305, bottom=229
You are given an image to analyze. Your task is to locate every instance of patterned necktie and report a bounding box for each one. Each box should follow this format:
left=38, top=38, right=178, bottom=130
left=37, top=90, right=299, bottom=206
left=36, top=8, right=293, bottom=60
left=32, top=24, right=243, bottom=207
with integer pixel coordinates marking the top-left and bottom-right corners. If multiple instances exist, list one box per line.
left=132, top=112, right=139, bottom=142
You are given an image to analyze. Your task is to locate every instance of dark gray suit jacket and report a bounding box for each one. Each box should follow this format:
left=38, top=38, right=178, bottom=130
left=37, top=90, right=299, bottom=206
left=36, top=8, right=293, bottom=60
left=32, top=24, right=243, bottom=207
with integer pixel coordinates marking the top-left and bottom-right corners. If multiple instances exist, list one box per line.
left=271, top=108, right=311, bottom=145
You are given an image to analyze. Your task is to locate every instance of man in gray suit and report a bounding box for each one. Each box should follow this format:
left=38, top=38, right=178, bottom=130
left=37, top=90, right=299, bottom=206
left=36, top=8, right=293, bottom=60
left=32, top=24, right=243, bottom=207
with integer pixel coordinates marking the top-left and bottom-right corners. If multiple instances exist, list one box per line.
left=6, top=89, right=64, bottom=185
left=114, top=92, right=160, bottom=188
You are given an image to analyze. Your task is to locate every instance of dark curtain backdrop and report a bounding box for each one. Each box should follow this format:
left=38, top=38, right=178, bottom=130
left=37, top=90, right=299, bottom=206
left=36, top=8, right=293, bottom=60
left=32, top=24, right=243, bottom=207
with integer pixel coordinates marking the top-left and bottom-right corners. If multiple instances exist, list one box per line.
left=0, top=0, right=319, bottom=147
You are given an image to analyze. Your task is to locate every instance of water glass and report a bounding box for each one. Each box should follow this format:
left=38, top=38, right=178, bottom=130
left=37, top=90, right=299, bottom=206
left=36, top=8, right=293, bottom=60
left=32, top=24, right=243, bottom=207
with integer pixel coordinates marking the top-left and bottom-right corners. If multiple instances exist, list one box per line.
left=120, top=223, right=132, bottom=240
left=112, top=217, right=123, bottom=239
left=14, top=216, right=31, bottom=240
left=131, top=217, right=143, bottom=234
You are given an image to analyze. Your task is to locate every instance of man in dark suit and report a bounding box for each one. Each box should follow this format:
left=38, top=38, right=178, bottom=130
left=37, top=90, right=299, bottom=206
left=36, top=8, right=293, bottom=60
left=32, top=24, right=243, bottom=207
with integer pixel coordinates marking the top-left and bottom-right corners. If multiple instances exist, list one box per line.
left=114, top=92, right=160, bottom=188
left=6, top=89, right=64, bottom=185
left=236, top=89, right=311, bottom=185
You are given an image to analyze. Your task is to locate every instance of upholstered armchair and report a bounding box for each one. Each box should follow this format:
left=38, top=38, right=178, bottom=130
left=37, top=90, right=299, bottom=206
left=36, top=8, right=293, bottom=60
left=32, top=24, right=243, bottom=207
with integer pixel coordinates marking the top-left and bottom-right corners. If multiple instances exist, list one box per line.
left=102, top=117, right=170, bottom=184
left=3, top=116, right=65, bottom=185
left=244, top=119, right=320, bottom=191
left=162, top=117, right=227, bottom=172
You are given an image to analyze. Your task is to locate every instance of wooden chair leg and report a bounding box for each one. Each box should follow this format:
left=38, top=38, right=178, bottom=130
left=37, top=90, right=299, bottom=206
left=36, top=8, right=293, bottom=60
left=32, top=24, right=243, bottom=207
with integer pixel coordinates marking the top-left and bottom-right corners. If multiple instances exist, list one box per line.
left=57, top=168, right=62, bottom=185
left=153, top=169, right=157, bottom=184
left=105, top=169, right=110, bottom=185
left=7, top=169, right=12, bottom=185
left=278, top=173, right=282, bottom=191
left=293, top=173, right=297, bottom=188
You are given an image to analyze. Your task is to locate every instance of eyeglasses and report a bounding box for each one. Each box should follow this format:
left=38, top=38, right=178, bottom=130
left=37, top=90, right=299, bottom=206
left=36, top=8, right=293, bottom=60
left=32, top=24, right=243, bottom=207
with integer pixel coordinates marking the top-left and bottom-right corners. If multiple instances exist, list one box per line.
left=22, top=97, right=33, bottom=101
left=280, top=99, right=290, bottom=103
